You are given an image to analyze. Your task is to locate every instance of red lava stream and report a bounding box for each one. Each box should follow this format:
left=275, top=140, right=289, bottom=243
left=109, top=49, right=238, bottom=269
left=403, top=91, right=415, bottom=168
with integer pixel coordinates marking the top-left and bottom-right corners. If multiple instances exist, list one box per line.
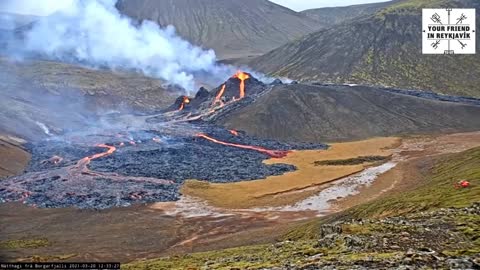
left=196, top=133, right=291, bottom=158
left=76, top=143, right=117, bottom=168
left=2, top=143, right=173, bottom=204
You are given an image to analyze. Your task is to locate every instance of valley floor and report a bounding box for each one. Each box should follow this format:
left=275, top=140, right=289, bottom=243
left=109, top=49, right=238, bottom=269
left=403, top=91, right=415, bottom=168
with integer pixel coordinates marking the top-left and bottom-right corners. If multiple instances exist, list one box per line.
left=0, top=132, right=479, bottom=264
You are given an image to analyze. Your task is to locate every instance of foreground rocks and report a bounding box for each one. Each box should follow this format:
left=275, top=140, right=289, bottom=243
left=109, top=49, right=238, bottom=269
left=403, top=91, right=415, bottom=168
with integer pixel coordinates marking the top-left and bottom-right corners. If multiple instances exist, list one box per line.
left=277, top=203, right=480, bottom=270
left=125, top=203, right=480, bottom=269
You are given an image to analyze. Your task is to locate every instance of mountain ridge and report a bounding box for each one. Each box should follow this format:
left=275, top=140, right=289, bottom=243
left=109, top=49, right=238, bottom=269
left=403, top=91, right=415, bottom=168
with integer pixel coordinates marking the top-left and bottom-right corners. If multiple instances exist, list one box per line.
left=301, top=0, right=394, bottom=27
left=216, top=83, right=480, bottom=142
left=249, top=0, right=480, bottom=98
left=116, top=0, right=321, bottom=59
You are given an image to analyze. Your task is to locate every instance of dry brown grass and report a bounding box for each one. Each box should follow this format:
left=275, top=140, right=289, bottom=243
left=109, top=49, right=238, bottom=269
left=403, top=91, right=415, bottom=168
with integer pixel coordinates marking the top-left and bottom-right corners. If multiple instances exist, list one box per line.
left=0, top=135, right=30, bottom=179
left=182, top=137, right=400, bottom=209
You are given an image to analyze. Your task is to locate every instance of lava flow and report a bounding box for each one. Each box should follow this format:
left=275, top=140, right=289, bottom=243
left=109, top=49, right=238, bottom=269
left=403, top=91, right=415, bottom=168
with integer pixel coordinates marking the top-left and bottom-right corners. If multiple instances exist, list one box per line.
left=196, top=133, right=290, bottom=158
left=179, top=96, right=191, bottom=111
left=233, top=71, right=250, bottom=99
left=0, top=142, right=174, bottom=208
left=213, top=84, right=226, bottom=106
left=76, top=144, right=116, bottom=168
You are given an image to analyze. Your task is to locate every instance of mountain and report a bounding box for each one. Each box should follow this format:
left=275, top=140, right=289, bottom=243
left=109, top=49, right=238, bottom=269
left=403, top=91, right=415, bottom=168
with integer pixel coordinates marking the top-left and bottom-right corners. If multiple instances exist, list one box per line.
left=301, top=1, right=394, bottom=27
left=116, top=0, right=320, bottom=59
left=250, top=0, right=480, bottom=98
left=215, top=83, right=480, bottom=142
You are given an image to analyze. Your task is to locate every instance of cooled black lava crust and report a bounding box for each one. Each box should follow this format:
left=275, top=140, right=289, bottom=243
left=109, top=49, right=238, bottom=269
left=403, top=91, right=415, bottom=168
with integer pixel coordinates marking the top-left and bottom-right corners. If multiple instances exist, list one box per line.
left=0, top=125, right=327, bottom=209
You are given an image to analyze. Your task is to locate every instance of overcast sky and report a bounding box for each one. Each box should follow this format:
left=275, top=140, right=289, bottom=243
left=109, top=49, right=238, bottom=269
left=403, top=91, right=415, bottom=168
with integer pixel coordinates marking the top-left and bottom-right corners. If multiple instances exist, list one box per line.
left=0, top=0, right=391, bottom=15
left=270, top=0, right=391, bottom=11
left=0, top=0, right=74, bottom=15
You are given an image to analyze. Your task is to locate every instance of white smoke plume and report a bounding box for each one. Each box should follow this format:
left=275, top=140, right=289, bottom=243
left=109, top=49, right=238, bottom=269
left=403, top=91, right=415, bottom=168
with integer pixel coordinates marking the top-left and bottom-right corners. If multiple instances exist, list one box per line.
left=10, top=0, right=233, bottom=92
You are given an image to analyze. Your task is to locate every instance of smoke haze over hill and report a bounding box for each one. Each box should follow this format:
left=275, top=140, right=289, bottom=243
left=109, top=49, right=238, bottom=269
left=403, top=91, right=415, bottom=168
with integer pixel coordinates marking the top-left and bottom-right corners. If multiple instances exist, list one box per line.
left=3, top=0, right=233, bottom=92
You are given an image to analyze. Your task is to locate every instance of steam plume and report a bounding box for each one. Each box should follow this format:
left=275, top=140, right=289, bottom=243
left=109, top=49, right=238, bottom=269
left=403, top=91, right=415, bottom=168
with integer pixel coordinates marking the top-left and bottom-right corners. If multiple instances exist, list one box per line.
left=8, top=0, right=232, bottom=92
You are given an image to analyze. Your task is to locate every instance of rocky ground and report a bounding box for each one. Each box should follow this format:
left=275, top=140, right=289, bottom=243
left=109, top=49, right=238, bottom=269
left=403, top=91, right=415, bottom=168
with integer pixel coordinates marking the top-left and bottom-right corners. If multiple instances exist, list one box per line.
left=292, top=203, right=480, bottom=269
left=124, top=146, right=480, bottom=269
left=124, top=203, right=480, bottom=270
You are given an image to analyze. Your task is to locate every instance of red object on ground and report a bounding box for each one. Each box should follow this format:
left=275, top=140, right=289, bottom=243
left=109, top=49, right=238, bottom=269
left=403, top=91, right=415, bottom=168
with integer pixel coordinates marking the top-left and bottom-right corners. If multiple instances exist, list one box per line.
left=455, top=180, right=471, bottom=189
left=460, top=180, right=470, bottom=188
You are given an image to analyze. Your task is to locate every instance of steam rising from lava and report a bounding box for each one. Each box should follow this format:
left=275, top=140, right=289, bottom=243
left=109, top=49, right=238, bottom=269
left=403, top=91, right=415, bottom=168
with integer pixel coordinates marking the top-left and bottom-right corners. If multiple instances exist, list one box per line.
left=5, top=0, right=233, bottom=92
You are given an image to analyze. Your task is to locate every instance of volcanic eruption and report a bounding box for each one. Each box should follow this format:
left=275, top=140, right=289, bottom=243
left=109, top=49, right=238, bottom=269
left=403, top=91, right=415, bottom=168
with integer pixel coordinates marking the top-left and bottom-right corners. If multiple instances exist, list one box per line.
left=0, top=71, right=327, bottom=209
left=179, top=96, right=191, bottom=111
left=213, top=84, right=226, bottom=106
left=233, top=71, right=250, bottom=99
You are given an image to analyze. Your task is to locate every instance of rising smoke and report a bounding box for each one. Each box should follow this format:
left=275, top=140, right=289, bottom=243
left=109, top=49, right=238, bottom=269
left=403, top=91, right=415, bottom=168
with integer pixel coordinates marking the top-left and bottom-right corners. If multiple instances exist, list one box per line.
left=6, top=0, right=234, bottom=92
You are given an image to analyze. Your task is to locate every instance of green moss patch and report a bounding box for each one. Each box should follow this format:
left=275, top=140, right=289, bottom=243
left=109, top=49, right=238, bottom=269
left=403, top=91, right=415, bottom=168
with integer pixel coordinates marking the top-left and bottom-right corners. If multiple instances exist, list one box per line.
left=314, top=156, right=388, bottom=166
left=0, top=238, right=50, bottom=249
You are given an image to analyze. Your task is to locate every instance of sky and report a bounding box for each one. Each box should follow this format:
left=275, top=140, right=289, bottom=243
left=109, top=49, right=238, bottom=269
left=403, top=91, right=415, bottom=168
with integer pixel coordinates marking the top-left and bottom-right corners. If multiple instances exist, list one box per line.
left=270, top=0, right=391, bottom=11
left=0, top=0, right=75, bottom=15
left=0, top=0, right=391, bottom=15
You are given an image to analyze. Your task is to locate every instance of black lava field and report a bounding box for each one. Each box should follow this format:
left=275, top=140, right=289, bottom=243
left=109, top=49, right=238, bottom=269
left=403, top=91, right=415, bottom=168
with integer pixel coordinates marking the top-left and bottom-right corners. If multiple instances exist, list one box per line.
left=0, top=123, right=326, bottom=209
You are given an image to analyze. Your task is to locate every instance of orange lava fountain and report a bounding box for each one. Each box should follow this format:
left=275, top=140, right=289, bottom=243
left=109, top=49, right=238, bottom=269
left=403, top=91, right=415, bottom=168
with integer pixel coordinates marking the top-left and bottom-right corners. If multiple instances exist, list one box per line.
left=233, top=71, right=250, bottom=99
left=213, top=84, right=226, bottom=106
left=196, top=133, right=290, bottom=158
left=179, top=96, right=191, bottom=111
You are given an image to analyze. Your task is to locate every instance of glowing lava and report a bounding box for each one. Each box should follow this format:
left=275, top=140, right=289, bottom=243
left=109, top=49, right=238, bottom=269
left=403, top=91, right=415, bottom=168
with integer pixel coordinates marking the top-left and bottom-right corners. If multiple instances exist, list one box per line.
left=77, top=144, right=116, bottom=167
left=229, top=130, right=239, bottom=136
left=213, top=84, right=226, bottom=106
left=179, top=96, right=191, bottom=111
left=233, top=71, right=250, bottom=99
left=196, top=133, right=290, bottom=158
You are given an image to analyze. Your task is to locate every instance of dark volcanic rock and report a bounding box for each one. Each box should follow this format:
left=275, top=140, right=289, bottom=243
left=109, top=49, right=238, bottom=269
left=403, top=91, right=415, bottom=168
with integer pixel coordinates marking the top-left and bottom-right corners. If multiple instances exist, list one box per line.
left=216, top=83, right=480, bottom=142
left=89, top=125, right=326, bottom=183
left=0, top=124, right=327, bottom=209
left=216, top=72, right=265, bottom=101
left=166, top=95, right=191, bottom=112
left=195, top=87, right=210, bottom=100
left=271, top=78, right=283, bottom=85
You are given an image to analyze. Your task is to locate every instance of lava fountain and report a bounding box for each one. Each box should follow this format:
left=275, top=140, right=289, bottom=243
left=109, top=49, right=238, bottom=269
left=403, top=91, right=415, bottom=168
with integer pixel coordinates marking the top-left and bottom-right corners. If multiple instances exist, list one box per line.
left=179, top=96, right=191, bottom=111
left=233, top=71, right=250, bottom=99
